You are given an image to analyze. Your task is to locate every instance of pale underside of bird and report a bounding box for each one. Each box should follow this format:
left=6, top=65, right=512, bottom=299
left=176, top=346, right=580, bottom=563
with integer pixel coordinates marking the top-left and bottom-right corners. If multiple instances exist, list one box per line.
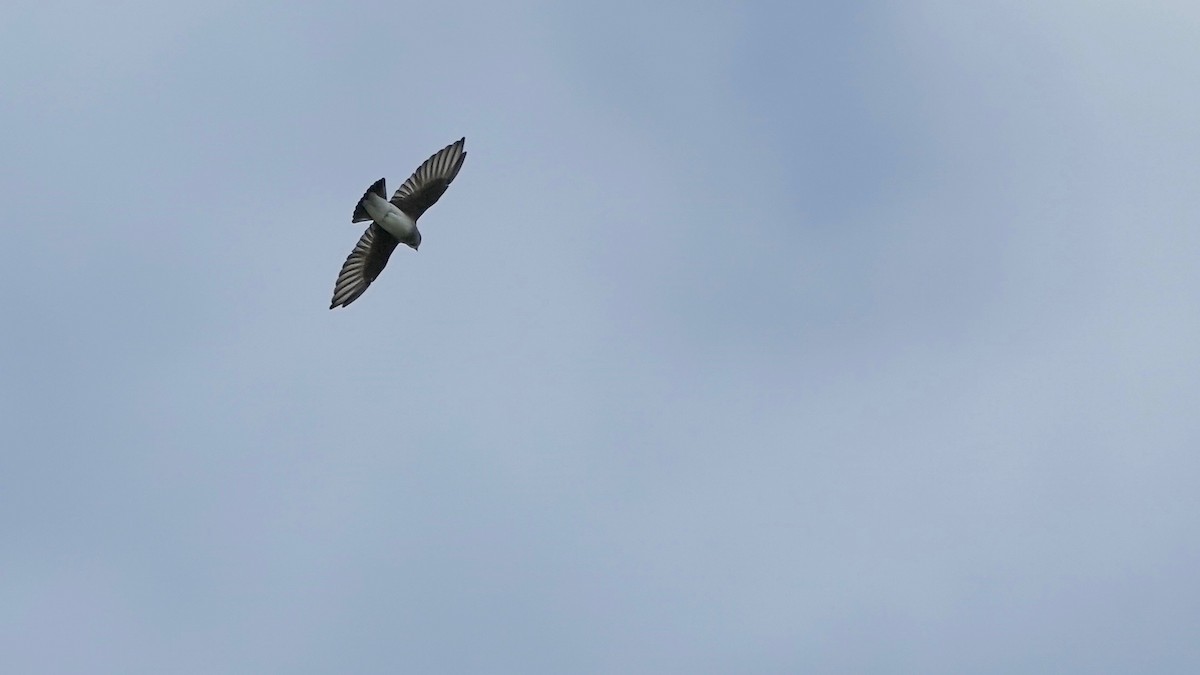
left=329, top=137, right=467, bottom=309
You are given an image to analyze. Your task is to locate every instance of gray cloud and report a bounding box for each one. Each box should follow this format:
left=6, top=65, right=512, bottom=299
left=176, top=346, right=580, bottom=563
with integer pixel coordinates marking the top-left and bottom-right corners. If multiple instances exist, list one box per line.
left=2, top=2, right=1199, bottom=673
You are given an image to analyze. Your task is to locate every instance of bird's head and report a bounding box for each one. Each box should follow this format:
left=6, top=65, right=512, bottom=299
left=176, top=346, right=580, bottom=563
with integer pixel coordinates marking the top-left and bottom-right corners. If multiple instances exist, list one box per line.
left=406, top=230, right=422, bottom=251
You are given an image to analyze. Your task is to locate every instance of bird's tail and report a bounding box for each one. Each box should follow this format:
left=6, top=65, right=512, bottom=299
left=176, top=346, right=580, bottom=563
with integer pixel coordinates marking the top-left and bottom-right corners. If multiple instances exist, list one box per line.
left=352, top=178, right=387, bottom=222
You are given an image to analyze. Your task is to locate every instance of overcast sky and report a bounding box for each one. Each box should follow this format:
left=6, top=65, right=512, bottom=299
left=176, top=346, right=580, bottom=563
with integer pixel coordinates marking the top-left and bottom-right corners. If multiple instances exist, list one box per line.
left=3, top=1, right=1199, bottom=673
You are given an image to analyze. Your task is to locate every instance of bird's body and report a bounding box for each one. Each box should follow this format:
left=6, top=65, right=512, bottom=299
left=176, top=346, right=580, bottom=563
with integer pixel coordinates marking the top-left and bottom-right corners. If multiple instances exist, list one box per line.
left=360, top=192, right=418, bottom=242
left=329, top=137, right=467, bottom=309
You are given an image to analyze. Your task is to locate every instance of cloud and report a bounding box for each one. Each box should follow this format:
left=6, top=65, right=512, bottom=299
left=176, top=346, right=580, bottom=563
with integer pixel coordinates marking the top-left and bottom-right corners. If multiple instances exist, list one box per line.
left=2, top=2, right=1199, bottom=672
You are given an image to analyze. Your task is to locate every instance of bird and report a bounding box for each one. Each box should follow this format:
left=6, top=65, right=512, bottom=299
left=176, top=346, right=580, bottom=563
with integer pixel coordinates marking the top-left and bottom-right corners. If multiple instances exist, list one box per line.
left=329, top=137, right=467, bottom=309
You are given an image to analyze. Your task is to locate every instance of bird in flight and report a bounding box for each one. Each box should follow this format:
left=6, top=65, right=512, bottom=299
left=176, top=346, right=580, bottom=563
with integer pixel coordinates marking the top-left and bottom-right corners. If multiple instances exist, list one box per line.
left=329, top=137, right=467, bottom=309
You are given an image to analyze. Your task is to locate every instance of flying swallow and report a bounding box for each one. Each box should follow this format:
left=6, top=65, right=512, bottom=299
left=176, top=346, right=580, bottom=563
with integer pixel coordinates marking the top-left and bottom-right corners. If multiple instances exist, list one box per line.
left=330, top=137, right=467, bottom=309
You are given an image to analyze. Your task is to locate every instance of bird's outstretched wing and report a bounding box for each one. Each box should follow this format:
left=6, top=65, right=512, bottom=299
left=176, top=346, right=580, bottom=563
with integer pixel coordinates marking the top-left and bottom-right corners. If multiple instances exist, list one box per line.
left=390, top=137, right=467, bottom=219
left=329, top=223, right=400, bottom=309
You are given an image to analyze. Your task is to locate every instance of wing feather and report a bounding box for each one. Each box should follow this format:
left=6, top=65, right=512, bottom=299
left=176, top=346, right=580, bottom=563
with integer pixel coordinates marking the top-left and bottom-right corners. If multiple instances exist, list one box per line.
left=390, top=137, right=467, bottom=219
left=329, top=223, right=400, bottom=309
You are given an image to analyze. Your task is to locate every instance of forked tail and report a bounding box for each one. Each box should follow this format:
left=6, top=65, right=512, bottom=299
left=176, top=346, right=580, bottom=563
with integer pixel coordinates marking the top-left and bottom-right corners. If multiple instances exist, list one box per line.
left=352, top=178, right=386, bottom=222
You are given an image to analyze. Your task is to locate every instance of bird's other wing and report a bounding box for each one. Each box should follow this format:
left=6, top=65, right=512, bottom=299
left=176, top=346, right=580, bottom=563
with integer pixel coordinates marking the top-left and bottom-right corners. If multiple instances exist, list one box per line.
left=329, top=223, right=400, bottom=309
left=389, top=137, right=467, bottom=219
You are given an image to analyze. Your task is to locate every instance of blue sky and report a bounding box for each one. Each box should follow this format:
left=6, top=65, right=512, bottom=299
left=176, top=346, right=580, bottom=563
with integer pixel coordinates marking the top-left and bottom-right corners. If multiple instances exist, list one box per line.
left=3, top=1, right=1199, bottom=672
